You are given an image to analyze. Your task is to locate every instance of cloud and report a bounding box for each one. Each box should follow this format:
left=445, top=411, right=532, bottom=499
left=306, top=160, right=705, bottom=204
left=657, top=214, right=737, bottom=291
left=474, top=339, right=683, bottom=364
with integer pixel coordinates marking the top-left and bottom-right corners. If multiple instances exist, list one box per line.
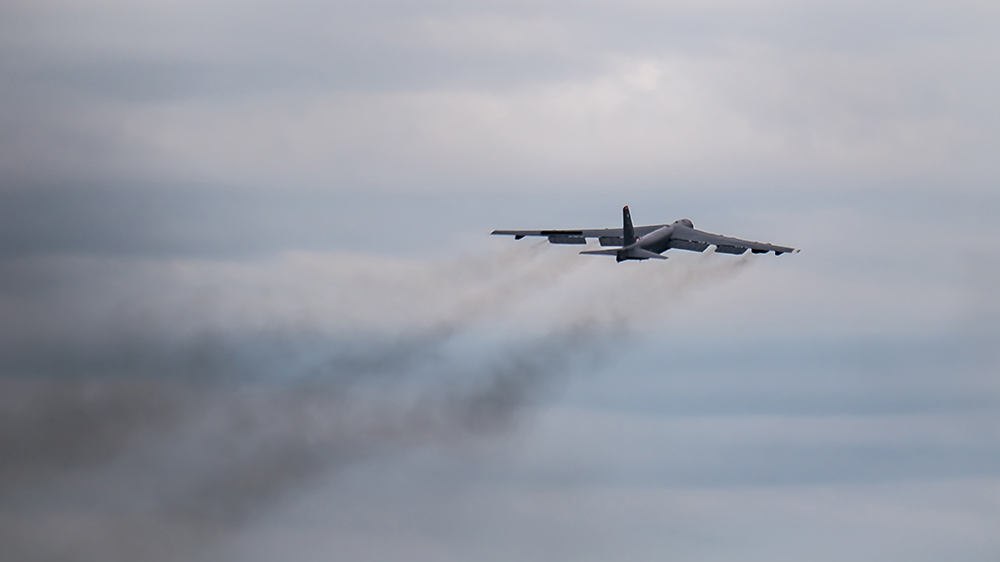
left=2, top=0, right=998, bottom=190
left=3, top=0, right=999, bottom=560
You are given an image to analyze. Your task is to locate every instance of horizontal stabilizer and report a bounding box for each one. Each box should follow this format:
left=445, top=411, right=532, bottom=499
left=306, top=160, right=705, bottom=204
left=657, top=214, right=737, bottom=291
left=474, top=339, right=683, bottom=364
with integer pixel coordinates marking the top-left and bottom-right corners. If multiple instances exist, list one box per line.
left=632, top=249, right=667, bottom=260
left=579, top=248, right=668, bottom=261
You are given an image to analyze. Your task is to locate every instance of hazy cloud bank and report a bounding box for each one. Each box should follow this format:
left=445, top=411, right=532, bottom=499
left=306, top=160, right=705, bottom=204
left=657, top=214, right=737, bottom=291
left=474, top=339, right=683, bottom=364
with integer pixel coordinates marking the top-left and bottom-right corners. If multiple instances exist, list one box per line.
left=2, top=0, right=999, bottom=560
left=2, top=0, right=998, bottom=190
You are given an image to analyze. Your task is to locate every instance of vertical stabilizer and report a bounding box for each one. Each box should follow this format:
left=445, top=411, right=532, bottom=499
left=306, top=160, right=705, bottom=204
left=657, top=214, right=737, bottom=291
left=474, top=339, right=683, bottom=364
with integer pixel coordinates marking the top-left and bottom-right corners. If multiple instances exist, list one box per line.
left=623, top=205, right=636, bottom=246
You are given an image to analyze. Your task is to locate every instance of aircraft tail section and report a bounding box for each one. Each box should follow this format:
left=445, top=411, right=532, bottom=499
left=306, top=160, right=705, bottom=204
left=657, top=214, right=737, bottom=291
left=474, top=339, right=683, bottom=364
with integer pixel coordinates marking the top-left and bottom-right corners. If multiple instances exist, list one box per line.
left=623, top=205, right=636, bottom=246
left=578, top=207, right=667, bottom=262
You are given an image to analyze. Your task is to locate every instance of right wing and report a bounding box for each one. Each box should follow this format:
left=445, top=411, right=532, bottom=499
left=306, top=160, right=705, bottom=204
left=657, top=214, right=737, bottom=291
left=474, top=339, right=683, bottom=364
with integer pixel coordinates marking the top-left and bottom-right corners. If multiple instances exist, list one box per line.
left=670, top=225, right=798, bottom=255
left=492, top=225, right=668, bottom=246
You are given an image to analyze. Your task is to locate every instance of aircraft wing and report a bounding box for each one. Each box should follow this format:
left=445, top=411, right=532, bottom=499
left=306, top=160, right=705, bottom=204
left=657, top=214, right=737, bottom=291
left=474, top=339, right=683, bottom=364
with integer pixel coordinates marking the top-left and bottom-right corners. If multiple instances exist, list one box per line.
left=671, top=225, right=798, bottom=255
left=491, top=225, right=668, bottom=246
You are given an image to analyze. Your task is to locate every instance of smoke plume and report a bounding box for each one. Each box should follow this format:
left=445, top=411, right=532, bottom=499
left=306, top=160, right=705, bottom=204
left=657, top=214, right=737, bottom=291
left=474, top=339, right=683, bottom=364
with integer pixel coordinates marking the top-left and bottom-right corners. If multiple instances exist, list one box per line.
left=0, top=243, right=750, bottom=561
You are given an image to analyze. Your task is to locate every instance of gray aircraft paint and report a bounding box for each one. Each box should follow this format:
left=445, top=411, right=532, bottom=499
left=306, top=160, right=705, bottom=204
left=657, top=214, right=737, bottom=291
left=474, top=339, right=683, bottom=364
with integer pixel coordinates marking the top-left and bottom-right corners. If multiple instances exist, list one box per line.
left=493, top=206, right=798, bottom=262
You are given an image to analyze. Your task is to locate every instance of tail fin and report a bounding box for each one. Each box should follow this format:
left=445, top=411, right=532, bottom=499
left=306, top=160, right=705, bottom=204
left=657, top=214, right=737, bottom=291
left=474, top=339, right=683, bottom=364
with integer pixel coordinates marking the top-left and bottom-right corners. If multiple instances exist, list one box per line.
left=623, top=205, right=636, bottom=246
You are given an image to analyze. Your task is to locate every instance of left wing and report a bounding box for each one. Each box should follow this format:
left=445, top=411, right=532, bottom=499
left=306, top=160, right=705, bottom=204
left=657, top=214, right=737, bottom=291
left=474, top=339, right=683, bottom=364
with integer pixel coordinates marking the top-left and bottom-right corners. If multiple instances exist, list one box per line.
left=670, top=225, right=798, bottom=255
left=492, top=225, right=668, bottom=246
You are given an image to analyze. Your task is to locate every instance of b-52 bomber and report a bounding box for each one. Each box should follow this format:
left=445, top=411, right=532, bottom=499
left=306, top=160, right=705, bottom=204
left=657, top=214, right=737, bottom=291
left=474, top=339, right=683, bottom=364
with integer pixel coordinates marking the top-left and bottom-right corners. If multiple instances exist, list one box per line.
left=492, top=206, right=798, bottom=262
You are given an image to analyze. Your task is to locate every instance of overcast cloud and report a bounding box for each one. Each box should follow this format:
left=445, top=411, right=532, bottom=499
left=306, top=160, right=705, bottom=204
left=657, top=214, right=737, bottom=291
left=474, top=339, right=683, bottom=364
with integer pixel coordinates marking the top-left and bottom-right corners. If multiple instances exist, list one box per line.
left=3, top=0, right=999, bottom=190
left=1, top=0, right=999, bottom=561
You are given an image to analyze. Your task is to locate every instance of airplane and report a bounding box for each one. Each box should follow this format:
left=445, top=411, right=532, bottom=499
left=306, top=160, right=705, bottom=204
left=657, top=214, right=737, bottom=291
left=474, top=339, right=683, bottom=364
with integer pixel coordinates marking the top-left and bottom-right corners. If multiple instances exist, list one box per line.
left=492, top=206, right=798, bottom=262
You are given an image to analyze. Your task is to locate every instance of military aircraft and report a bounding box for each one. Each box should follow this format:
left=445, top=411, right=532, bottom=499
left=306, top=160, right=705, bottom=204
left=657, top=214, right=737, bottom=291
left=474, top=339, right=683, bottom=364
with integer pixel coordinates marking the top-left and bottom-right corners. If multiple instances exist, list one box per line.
left=492, top=206, right=798, bottom=262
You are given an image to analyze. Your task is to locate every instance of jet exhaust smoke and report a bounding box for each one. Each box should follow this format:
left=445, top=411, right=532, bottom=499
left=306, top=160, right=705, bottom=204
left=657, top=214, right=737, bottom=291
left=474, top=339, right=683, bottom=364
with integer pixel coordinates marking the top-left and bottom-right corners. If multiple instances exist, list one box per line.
left=0, top=244, right=751, bottom=561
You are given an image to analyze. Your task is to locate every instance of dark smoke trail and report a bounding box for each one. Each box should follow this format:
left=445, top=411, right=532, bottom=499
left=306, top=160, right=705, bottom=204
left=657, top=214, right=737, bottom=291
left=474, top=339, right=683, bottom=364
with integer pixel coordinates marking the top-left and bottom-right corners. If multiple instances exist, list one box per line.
left=0, top=329, right=601, bottom=562
left=0, top=246, right=750, bottom=562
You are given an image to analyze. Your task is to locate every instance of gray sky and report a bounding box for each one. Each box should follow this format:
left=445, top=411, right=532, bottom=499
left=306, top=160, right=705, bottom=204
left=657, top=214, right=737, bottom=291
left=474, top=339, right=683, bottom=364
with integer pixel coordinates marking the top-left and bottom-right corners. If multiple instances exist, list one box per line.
left=1, top=1, right=999, bottom=561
